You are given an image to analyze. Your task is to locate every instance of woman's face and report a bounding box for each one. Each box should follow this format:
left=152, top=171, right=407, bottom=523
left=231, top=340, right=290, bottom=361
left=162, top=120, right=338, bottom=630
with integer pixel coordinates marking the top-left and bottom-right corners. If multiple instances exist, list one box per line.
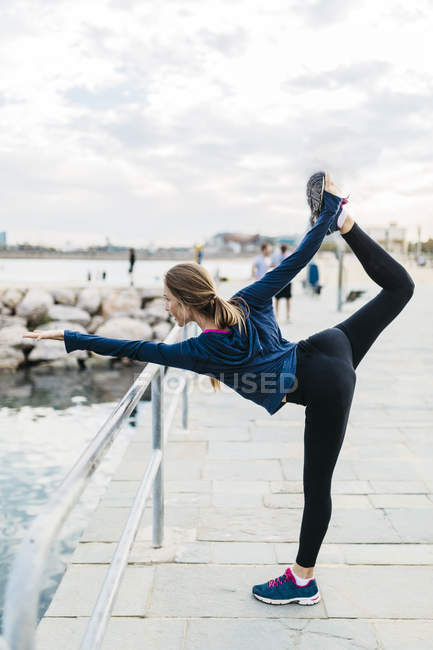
left=163, top=285, right=192, bottom=326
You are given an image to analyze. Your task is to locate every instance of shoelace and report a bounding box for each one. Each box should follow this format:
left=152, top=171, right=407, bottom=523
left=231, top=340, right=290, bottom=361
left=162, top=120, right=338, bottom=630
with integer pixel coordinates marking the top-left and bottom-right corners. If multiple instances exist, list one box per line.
left=268, top=567, right=296, bottom=589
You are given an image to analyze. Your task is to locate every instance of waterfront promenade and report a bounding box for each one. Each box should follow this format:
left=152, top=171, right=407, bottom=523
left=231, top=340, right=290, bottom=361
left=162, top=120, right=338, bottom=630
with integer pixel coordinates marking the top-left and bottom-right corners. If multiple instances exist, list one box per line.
left=35, top=259, right=433, bottom=649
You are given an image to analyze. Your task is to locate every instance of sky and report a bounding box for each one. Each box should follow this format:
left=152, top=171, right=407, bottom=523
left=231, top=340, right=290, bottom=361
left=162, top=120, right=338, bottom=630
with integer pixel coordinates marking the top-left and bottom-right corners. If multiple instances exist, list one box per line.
left=0, top=0, right=432, bottom=248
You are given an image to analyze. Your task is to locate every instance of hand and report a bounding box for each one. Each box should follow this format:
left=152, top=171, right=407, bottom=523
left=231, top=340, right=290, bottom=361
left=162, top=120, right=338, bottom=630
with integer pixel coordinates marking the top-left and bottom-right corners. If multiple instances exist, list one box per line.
left=22, top=329, right=65, bottom=341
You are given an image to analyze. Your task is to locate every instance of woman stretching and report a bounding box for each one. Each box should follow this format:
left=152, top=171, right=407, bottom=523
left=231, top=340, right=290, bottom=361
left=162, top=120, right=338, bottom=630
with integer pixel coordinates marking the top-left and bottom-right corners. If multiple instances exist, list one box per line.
left=23, top=172, right=415, bottom=606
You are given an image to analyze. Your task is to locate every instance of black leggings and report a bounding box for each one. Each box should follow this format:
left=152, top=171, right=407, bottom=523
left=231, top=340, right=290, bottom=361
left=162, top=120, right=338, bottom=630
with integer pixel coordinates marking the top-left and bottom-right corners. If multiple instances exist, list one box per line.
left=284, top=223, right=415, bottom=567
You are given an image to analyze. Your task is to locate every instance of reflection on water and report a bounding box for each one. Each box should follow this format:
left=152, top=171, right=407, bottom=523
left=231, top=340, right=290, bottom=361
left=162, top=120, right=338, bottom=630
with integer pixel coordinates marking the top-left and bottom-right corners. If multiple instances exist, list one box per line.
left=0, top=366, right=149, bottom=626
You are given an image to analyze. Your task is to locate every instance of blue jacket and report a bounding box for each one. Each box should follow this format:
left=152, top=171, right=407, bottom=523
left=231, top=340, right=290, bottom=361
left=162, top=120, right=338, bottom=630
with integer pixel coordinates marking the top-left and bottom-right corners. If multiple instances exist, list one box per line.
left=64, top=191, right=342, bottom=415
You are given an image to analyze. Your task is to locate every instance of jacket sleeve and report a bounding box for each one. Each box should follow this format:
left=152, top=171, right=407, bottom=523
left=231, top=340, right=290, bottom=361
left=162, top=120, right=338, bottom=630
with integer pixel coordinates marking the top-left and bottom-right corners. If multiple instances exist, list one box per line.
left=64, top=330, right=206, bottom=372
left=233, top=191, right=342, bottom=309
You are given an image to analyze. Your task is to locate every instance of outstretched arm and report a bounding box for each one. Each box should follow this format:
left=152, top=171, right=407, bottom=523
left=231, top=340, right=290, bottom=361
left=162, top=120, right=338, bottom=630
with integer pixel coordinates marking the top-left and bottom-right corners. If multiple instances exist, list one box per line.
left=233, top=191, right=342, bottom=309
left=23, top=329, right=206, bottom=372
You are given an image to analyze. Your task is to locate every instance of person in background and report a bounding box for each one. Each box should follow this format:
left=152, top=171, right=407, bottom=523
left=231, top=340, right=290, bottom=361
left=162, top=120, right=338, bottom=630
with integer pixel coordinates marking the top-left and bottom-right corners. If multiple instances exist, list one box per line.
left=194, top=244, right=204, bottom=265
left=252, top=242, right=272, bottom=280
left=307, top=259, right=322, bottom=295
left=128, top=248, right=136, bottom=274
left=271, top=244, right=293, bottom=322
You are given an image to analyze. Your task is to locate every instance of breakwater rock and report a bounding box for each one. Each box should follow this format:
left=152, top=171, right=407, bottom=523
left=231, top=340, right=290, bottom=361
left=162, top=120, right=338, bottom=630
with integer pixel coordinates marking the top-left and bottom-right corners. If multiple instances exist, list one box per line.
left=0, top=286, right=172, bottom=371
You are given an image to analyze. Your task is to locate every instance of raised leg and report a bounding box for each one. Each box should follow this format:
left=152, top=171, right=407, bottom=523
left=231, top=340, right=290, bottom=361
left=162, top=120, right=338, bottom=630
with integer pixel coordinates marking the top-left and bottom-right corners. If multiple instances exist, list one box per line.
left=334, top=222, right=414, bottom=369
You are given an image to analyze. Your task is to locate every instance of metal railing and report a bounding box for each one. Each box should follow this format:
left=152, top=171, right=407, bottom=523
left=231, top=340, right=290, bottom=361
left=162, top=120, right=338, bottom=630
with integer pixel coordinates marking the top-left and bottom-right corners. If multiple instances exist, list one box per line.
left=0, top=322, right=196, bottom=650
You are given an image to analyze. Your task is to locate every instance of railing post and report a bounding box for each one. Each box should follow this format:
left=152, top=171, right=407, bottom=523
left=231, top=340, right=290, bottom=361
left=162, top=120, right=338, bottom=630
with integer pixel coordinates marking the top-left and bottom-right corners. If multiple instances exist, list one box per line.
left=152, top=367, right=164, bottom=548
left=182, top=376, right=189, bottom=429
left=181, top=323, right=193, bottom=429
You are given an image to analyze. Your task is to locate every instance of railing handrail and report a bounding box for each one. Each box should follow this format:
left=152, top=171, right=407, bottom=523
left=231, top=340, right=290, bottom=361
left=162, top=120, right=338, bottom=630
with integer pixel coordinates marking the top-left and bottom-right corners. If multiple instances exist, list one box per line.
left=1, top=323, right=194, bottom=650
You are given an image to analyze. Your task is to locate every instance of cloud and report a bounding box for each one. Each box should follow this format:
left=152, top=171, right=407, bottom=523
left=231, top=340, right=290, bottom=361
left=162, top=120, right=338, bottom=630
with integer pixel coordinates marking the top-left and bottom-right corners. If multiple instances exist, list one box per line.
left=0, top=0, right=432, bottom=245
left=287, top=61, right=392, bottom=92
left=64, top=83, right=145, bottom=110
left=199, top=27, right=248, bottom=57
left=291, top=0, right=361, bottom=27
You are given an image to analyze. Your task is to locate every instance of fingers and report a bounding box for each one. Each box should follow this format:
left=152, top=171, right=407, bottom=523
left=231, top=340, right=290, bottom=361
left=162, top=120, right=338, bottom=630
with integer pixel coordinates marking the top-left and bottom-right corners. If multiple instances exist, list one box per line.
left=22, top=331, right=38, bottom=339
left=22, top=330, right=50, bottom=340
left=22, top=330, right=43, bottom=340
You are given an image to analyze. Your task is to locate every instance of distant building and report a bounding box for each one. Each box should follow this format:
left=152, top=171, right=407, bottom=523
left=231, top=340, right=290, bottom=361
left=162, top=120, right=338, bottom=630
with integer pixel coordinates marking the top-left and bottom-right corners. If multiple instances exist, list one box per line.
left=205, top=232, right=261, bottom=254
left=365, top=222, right=407, bottom=253
left=273, top=235, right=299, bottom=247
left=0, top=232, right=6, bottom=248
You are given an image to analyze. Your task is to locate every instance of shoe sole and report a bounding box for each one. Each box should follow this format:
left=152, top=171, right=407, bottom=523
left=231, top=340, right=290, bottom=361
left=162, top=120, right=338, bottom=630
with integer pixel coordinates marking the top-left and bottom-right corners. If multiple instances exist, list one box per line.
left=253, top=592, right=321, bottom=606
left=308, top=172, right=326, bottom=224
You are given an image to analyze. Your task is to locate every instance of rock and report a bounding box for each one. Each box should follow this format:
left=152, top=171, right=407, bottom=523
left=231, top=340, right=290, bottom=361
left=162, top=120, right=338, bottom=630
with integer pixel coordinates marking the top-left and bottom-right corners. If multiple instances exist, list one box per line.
left=47, top=305, right=91, bottom=326
left=39, top=320, right=88, bottom=335
left=16, top=289, right=54, bottom=327
left=0, top=325, right=33, bottom=348
left=28, top=320, right=88, bottom=363
left=101, top=289, right=140, bottom=318
left=28, top=320, right=87, bottom=363
left=95, top=317, right=152, bottom=341
left=148, top=297, right=166, bottom=311
left=0, top=315, right=27, bottom=329
left=87, top=315, right=105, bottom=334
left=52, top=288, right=76, bottom=306
left=1, top=288, right=25, bottom=310
left=77, top=288, right=101, bottom=315
left=28, top=339, right=87, bottom=363
left=153, top=322, right=172, bottom=341
left=0, top=346, right=25, bottom=370
left=141, top=304, right=168, bottom=325
left=141, top=287, right=164, bottom=304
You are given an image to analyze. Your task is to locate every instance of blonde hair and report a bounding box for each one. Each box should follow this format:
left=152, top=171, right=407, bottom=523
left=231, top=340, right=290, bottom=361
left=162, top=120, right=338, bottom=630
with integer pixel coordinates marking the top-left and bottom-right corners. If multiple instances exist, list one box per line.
left=164, top=262, right=250, bottom=391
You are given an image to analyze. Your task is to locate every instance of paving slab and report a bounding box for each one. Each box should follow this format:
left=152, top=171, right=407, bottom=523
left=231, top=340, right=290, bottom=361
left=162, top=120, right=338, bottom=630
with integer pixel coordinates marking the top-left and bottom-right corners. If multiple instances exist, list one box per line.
left=343, top=543, right=433, bottom=565
left=149, top=565, right=327, bottom=618
left=275, top=543, right=346, bottom=565
left=212, top=542, right=276, bottom=564
left=45, top=565, right=154, bottom=616
left=202, top=459, right=283, bottom=481
left=213, top=492, right=263, bottom=507
left=325, top=509, right=401, bottom=543
left=197, top=507, right=302, bottom=542
left=113, top=459, right=203, bottom=481
left=212, top=480, right=270, bottom=494
left=369, top=494, right=432, bottom=508
left=208, top=440, right=295, bottom=459
left=184, top=618, right=378, bottom=650
left=319, top=566, right=433, bottom=618
left=369, top=479, right=428, bottom=494
left=352, top=459, right=419, bottom=480
left=373, top=620, right=433, bottom=650
left=37, top=618, right=185, bottom=650
left=383, top=508, right=433, bottom=542
left=270, top=480, right=304, bottom=493
left=81, top=506, right=198, bottom=542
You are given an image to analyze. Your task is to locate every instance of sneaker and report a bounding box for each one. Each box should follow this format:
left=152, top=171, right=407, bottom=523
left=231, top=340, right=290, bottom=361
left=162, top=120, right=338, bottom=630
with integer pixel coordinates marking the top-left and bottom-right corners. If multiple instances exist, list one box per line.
left=307, top=171, right=350, bottom=235
left=306, top=171, right=326, bottom=225
left=252, top=567, right=321, bottom=606
left=325, top=195, right=350, bottom=235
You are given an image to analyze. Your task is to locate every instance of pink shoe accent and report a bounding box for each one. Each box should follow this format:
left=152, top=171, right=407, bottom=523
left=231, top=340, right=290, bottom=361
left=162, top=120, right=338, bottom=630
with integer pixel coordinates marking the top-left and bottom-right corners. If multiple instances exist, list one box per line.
left=268, top=567, right=314, bottom=589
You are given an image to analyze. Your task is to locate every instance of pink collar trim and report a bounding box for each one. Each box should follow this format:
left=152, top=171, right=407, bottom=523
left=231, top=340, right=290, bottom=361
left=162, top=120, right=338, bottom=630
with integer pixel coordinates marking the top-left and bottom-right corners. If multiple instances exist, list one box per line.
left=203, top=328, right=230, bottom=333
